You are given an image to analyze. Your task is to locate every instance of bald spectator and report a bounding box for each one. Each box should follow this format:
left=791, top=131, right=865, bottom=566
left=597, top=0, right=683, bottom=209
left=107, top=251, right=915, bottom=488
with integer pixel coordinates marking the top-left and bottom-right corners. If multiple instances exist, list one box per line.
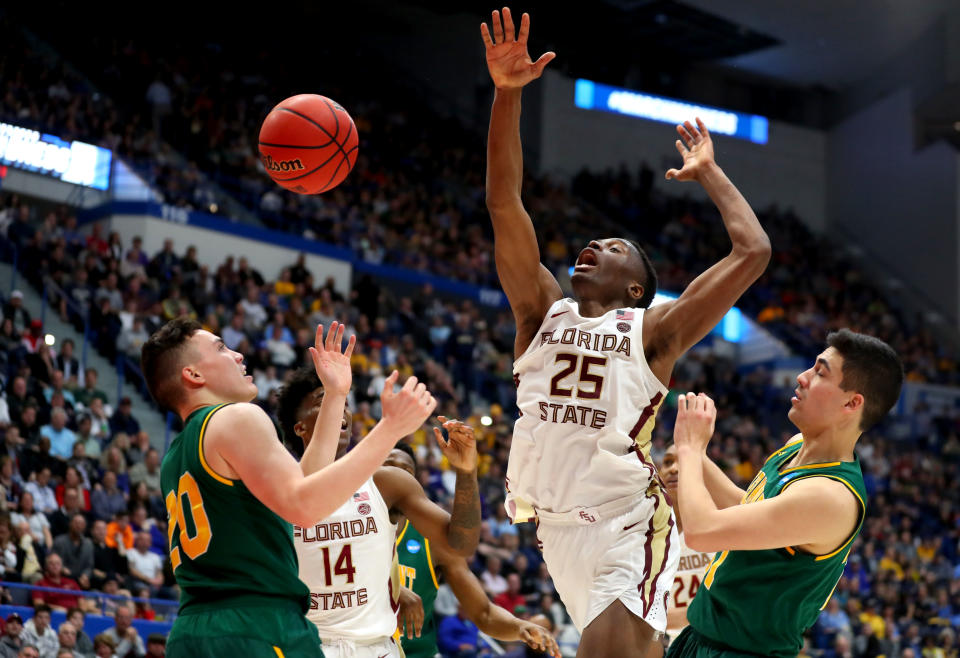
left=64, top=610, right=92, bottom=658
left=126, top=532, right=162, bottom=595
left=55, top=622, right=80, bottom=658
left=40, top=410, right=75, bottom=461
left=51, top=514, right=93, bottom=586
left=21, top=606, right=57, bottom=658
left=32, top=553, right=82, bottom=612
left=102, top=606, right=144, bottom=658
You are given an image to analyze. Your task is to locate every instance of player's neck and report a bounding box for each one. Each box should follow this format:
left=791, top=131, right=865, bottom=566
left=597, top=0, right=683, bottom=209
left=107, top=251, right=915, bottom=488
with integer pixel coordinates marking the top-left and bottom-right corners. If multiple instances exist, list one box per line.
left=575, top=297, right=626, bottom=318
left=179, top=391, right=238, bottom=421
left=793, top=428, right=860, bottom=466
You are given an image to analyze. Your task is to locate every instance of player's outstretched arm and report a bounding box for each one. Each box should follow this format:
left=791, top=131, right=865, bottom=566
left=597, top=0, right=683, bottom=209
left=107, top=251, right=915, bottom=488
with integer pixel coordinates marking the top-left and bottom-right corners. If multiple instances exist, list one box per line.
left=205, top=376, right=436, bottom=527
left=645, top=119, right=771, bottom=378
left=300, top=321, right=355, bottom=476
left=375, top=419, right=481, bottom=557
left=482, top=8, right=562, bottom=355
left=700, top=454, right=746, bottom=510
left=673, top=393, right=859, bottom=553
left=436, top=545, right=561, bottom=658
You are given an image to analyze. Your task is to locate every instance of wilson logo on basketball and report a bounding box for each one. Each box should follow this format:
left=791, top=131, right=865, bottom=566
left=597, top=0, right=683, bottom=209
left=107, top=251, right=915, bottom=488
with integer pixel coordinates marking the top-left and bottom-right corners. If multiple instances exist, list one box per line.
left=261, top=154, right=305, bottom=173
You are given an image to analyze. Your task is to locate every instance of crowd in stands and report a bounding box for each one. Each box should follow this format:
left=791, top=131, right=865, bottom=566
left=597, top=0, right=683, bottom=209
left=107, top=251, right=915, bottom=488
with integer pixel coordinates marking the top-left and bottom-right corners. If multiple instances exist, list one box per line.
left=1, top=190, right=959, bottom=655
left=1, top=15, right=959, bottom=657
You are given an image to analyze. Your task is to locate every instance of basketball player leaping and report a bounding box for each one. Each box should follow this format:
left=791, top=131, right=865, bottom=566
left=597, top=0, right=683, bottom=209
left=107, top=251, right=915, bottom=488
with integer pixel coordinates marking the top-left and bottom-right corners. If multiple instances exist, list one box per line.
left=144, top=318, right=437, bottom=658
left=666, top=330, right=903, bottom=657
left=481, top=8, right=771, bottom=657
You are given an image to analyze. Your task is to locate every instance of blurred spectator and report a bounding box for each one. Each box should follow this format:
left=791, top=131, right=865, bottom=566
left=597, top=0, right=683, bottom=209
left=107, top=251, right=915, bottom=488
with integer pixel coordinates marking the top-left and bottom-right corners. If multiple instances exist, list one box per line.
left=52, top=341, right=80, bottom=387
left=92, top=633, right=116, bottom=658
left=73, top=370, right=108, bottom=410
left=3, top=292, right=31, bottom=336
left=12, top=492, right=51, bottom=554
left=24, top=469, right=57, bottom=515
left=39, top=411, right=74, bottom=461
left=108, top=399, right=139, bottom=439
left=51, top=514, right=93, bottom=587
left=126, top=532, right=163, bottom=595
left=102, top=605, right=144, bottom=658
left=105, top=512, right=134, bottom=552
left=0, top=612, right=24, bottom=658
left=90, top=473, right=126, bottom=523
left=32, top=553, right=82, bottom=612
left=90, top=520, right=126, bottom=591
left=145, top=634, right=165, bottom=658
left=48, top=488, right=86, bottom=539
left=64, top=610, right=92, bottom=658
left=55, top=621, right=79, bottom=658
left=20, top=606, right=56, bottom=657
left=437, top=605, right=478, bottom=658
left=480, top=556, right=507, bottom=598
left=128, top=450, right=160, bottom=498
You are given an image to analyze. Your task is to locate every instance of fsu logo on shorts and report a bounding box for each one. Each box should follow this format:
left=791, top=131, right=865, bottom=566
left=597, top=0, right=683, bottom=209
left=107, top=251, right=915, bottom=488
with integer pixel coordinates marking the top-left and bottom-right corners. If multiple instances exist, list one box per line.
left=617, top=322, right=630, bottom=333
left=357, top=503, right=371, bottom=515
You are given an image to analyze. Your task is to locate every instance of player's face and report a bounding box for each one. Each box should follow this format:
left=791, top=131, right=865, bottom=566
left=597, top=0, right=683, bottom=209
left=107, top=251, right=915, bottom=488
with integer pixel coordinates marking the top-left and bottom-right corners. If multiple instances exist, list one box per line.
left=788, top=347, right=859, bottom=433
left=659, top=444, right=679, bottom=498
left=571, top=238, right=643, bottom=302
left=384, top=449, right=416, bottom=477
left=297, top=386, right=352, bottom=456
left=188, top=331, right=257, bottom=402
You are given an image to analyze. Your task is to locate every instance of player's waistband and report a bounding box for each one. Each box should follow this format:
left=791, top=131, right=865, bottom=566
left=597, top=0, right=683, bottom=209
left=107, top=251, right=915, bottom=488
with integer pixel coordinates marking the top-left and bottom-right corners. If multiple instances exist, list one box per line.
left=178, top=592, right=305, bottom=616
left=319, top=634, right=395, bottom=648
left=535, top=491, right=649, bottom=526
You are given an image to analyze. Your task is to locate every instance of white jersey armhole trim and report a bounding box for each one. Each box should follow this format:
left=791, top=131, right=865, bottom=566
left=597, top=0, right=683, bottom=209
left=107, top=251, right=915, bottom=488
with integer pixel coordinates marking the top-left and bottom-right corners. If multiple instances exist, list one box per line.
left=513, top=298, right=574, bottom=371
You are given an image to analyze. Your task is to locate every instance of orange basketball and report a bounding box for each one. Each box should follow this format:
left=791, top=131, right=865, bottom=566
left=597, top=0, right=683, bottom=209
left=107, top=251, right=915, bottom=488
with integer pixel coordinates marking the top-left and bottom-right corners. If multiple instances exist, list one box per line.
left=258, top=94, right=359, bottom=195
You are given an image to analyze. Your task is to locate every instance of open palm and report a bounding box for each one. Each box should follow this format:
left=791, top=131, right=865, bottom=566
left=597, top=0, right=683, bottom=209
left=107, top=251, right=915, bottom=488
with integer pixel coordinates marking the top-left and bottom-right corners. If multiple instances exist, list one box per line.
left=481, top=8, right=555, bottom=89
left=308, top=321, right=355, bottom=397
left=665, top=118, right=716, bottom=182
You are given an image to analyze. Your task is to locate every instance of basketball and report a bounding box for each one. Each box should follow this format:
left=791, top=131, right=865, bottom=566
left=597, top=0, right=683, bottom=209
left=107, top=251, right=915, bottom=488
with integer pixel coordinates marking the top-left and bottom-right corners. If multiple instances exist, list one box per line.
left=258, top=94, right=359, bottom=195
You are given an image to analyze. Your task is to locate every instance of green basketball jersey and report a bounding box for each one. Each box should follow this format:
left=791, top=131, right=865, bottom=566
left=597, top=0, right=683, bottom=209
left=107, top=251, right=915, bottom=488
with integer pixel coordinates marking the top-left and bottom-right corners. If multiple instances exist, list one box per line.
left=396, top=520, right=439, bottom=658
left=687, top=439, right=867, bottom=658
left=160, top=404, right=309, bottom=613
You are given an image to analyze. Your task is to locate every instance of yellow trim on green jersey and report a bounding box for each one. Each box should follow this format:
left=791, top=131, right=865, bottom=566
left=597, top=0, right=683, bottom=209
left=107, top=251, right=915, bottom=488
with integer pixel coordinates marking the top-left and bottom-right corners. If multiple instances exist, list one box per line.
left=198, top=404, right=234, bottom=486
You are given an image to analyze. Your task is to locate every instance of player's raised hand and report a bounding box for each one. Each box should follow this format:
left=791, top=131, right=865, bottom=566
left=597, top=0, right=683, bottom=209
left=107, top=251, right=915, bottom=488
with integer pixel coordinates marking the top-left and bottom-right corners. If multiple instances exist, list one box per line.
left=307, top=321, right=355, bottom=397
left=481, top=7, right=556, bottom=89
left=380, top=372, right=438, bottom=438
left=674, top=392, right=717, bottom=451
left=397, top=586, right=424, bottom=639
left=433, top=416, right=479, bottom=473
left=518, top=620, right=561, bottom=658
left=665, top=118, right=717, bottom=182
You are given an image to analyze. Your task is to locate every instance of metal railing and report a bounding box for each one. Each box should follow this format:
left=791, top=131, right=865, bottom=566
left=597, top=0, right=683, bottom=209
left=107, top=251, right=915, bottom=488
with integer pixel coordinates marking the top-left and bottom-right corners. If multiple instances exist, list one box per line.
left=0, top=581, right=178, bottom=619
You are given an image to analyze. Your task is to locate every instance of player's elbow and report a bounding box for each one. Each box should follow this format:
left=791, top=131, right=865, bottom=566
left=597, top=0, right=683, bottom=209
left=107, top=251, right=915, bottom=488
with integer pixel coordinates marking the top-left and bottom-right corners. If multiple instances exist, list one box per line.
left=735, top=235, right=772, bottom=269
left=683, top=527, right=724, bottom=553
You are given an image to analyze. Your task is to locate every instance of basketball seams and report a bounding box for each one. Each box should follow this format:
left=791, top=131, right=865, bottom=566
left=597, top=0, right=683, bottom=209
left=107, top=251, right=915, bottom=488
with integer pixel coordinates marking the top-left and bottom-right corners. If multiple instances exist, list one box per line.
left=260, top=95, right=359, bottom=194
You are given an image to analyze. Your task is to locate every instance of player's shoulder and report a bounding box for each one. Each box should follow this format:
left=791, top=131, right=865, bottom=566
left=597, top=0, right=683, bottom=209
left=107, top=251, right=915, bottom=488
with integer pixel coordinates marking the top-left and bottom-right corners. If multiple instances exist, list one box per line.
left=373, top=465, right=421, bottom=501
left=780, top=475, right=861, bottom=513
left=202, top=402, right=273, bottom=442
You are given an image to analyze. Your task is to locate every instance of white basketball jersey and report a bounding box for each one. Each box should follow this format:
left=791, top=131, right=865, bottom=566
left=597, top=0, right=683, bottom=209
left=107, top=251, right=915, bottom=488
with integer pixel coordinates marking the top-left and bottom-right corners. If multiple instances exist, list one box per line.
left=665, top=532, right=712, bottom=644
left=506, top=298, right=668, bottom=520
left=294, top=477, right=398, bottom=641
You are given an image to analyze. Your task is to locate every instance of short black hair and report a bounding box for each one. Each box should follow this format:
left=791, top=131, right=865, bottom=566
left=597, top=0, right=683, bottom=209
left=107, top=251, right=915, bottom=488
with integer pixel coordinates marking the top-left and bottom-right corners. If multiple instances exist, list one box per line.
left=276, top=367, right=322, bottom=456
left=140, top=318, right=202, bottom=413
left=626, top=239, right=658, bottom=308
left=826, top=329, right=903, bottom=431
left=392, top=441, right=418, bottom=473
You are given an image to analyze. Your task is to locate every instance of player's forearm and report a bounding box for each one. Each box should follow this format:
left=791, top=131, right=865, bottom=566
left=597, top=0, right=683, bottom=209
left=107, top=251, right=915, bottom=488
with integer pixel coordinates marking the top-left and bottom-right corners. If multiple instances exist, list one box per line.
left=696, top=163, right=771, bottom=258
left=676, top=445, right=722, bottom=551
left=701, top=452, right=745, bottom=509
left=299, top=391, right=348, bottom=476
left=486, top=88, right=524, bottom=208
left=476, top=602, right=529, bottom=640
left=445, top=468, right=481, bottom=556
left=291, top=421, right=399, bottom=525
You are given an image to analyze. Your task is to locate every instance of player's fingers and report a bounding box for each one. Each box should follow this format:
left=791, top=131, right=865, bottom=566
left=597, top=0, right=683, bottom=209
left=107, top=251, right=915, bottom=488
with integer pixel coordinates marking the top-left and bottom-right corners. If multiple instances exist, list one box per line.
left=480, top=22, right=494, bottom=48
left=696, top=116, right=710, bottom=139
left=426, top=395, right=438, bottom=415
left=344, top=333, right=356, bottom=359
left=414, top=381, right=426, bottom=397
left=314, top=324, right=324, bottom=349
left=383, top=370, right=399, bottom=395
left=492, top=9, right=503, bottom=43
left=677, top=123, right=695, bottom=148
left=321, top=321, right=334, bottom=351
left=402, top=375, right=417, bottom=392
left=517, top=11, right=530, bottom=44
left=437, top=415, right=448, bottom=424
left=665, top=167, right=680, bottom=180
left=533, top=51, right=556, bottom=75
left=334, top=322, right=345, bottom=351
left=684, top=119, right=701, bottom=141
left=503, top=6, right=515, bottom=41
left=433, top=426, right=447, bottom=448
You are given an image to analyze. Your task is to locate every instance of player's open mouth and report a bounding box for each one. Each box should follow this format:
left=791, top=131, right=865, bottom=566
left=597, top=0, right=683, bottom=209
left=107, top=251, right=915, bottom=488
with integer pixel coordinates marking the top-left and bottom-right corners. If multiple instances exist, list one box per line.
left=574, top=250, right=598, bottom=271
left=791, top=389, right=801, bottom=404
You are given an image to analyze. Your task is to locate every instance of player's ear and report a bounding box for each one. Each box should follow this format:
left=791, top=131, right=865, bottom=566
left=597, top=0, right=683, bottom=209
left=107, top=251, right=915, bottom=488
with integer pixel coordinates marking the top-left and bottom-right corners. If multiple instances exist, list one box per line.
left=181, top=366, right=204, bottom=386
left=628, top=281, right=644, bottom=303
left=293, top=419, right=306, bottom=439
left=845, top=392, right=864, bottom=413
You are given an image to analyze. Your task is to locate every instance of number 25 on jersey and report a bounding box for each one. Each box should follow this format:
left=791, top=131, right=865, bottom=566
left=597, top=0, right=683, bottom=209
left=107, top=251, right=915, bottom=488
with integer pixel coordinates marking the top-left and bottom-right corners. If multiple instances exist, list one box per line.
left=166, top=472, right=213, bottom=571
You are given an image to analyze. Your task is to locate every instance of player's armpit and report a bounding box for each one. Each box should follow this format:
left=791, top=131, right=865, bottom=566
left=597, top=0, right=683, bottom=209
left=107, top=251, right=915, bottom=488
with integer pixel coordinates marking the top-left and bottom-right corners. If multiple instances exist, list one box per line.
left=684, top=476, right=861, bottom=554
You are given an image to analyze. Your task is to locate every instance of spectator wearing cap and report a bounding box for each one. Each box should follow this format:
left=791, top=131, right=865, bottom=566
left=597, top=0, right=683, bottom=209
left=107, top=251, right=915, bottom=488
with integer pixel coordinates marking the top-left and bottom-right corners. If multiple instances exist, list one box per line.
left=4, top=291, right=31, bottom=336
left=0, top=613, right=24, bottom=658
left=21, top=605, right=57, bottom=658
left=108, top=400, right=139, bottom=439
left=40, top=410, right=75, bottom=462
left=63, top=610, right=91, bottom=658
left=145, top=634, right=164, bottom=658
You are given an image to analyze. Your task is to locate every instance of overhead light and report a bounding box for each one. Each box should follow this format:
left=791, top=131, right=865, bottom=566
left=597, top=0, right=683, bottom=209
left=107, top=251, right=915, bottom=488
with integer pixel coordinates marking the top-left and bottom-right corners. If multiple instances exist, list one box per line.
left=480, top=416, right=493, bottom=427
left=44, top=334, right=55, bottom=346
